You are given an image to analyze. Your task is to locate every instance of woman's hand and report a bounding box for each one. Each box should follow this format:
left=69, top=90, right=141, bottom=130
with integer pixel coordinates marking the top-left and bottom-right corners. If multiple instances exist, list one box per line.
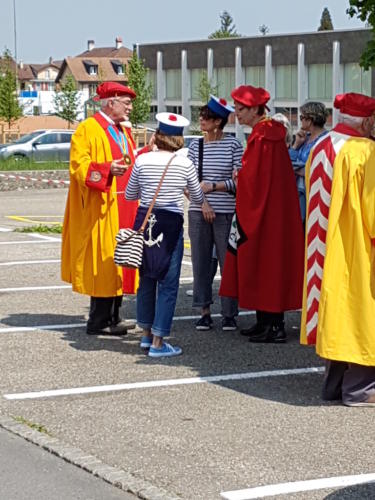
left=292, top=130, right=307, bottom=149
left=184, top=187, right=190, bottom=200
left=232, top=168, right=239, bottom=188
left=202, top=199, right=216, bottom=223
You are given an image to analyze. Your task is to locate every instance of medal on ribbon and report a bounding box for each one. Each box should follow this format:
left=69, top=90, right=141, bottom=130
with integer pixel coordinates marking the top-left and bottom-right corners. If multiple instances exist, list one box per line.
left=108, top=126, right=133, bottom=168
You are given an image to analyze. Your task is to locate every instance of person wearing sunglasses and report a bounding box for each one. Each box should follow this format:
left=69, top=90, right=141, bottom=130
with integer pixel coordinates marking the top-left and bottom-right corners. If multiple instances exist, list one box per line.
left=289, top=102, right=329, bottom=226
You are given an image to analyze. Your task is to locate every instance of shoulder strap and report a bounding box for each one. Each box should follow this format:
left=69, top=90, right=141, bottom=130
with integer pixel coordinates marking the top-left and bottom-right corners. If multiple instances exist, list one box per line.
left=139, top=153, right=177, bottom=232
left=198, top=137, right=204, bottom=182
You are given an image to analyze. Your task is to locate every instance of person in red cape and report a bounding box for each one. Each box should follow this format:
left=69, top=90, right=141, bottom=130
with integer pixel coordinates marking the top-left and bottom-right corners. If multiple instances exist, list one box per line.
left=219, top=85, right=304, bottom=343
left=61, top=82, right=150, bottom=336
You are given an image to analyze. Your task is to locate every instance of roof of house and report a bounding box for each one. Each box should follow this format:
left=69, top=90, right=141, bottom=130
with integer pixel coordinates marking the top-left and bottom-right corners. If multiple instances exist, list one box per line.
left=17, top=61, right=62, bottom=81
left=76, top=46, right=132, bottom=58
left=56, top=53, right=131, bottom=84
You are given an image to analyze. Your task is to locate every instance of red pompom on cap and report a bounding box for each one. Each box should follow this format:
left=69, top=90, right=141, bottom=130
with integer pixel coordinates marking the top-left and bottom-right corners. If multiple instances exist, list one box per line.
left=168, top=114, right=177, bottom=121
left=219, top=98, right=227, bottom=105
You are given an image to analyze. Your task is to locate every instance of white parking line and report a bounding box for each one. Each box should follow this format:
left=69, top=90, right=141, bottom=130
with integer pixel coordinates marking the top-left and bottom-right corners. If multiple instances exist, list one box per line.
left=0, top=227, right=12, bottom=232
left=0, top=239, right=60, bottom=245
left=220, top=472, right=375, bottom=499
left=0, top=311, right=256, bottom=333
left=28, top=233, right=61, bottom=241
left=0, top=285, right=71, bottom=292
left=0, top=259, right=60, bottom=266
left=3, top=366, right=324, bottom=400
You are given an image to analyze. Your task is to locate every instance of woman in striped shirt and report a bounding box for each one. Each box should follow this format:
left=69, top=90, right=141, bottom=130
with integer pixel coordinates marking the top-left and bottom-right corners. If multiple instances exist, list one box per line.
left=126, top=113, right=204, bottom=357
left=187, top=96, right=243, bottom=331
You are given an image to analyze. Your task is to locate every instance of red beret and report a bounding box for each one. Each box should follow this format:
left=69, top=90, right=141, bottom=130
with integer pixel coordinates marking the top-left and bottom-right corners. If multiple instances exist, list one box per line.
left=334, top=92, right=375, bottom=117
left=231, top=85, right=270, bottom=109
left=94, top=82, right=136, bottom=101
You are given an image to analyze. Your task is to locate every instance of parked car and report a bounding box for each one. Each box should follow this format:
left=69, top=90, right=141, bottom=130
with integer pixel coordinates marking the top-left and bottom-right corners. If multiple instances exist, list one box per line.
left=0, top=129, right=75, bottom=162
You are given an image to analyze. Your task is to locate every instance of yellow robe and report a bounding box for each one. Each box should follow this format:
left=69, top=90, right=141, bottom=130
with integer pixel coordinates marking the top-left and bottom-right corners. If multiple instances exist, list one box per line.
left=301, top=125, right=375, bottom=366
left=61, top=113, right=138, bottom=297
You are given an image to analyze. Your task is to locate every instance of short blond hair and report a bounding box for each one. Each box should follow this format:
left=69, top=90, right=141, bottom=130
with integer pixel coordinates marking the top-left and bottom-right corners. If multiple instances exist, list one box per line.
left=154, top=130, right=184, bottom=152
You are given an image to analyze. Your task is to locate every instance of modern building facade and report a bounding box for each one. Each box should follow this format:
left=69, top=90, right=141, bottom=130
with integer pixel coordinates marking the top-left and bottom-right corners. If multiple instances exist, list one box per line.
left=137, top=28, right=373, bottom=135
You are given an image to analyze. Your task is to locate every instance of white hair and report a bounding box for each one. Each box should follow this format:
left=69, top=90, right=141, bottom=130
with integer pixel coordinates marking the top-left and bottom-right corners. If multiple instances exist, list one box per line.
left=272, top=112, right=293, bottom=146
left=100, top=98, right=112, bottom=109
left=337, top=112, right=364, bottom=128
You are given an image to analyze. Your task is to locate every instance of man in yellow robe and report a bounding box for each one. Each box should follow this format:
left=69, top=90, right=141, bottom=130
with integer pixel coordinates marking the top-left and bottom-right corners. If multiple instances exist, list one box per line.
left=61, top=82, right=149, bottom=335
left=301, top=92, right=375, bottom=406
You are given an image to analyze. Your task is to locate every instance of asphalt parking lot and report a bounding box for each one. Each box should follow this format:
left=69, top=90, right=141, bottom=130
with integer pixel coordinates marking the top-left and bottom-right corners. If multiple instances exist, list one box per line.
left=0, top=186, right=374, bottom=500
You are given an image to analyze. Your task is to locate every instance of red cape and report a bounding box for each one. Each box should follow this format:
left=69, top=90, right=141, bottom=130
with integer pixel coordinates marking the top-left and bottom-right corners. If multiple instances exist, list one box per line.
left=220, top=118, right=304, bottom=312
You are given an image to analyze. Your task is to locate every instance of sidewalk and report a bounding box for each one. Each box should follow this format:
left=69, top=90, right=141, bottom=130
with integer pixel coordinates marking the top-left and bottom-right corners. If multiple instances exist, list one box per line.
left=0, top=427, right=135, bottom=500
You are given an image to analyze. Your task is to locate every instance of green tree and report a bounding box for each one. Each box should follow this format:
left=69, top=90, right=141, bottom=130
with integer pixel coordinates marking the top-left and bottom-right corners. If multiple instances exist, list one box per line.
left=259, top=24, right=270, bottom=36
left=197, top=72, right=219, bottom=103
left=209, top=11, right=241, bottom=39
left=318, top=7, right=334, bottom=30
left=0, top=48, right=23, bottom=129
left=347, top=0, right=375, bottom=69
left=125, top=51, right=152, bottom=127
left=54, top=75, right=80, bottom=128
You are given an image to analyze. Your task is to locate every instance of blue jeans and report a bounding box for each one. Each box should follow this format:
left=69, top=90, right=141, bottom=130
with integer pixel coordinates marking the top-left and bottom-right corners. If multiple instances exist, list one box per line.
left=136, top=232, right=183, bottom=337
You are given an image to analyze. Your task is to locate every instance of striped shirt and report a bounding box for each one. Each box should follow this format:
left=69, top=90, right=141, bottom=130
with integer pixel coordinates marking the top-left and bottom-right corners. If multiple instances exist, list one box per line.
left=125, top=150, right=204, bottom=215
left=188, top=134, right=243, bottom=213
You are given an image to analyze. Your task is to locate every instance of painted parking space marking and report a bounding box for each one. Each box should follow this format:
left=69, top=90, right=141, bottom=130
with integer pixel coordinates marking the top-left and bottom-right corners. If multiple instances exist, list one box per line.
left=0, top=311, right=256, bottom=334
left=0, top=227, right=12, bottom=232
left=3, top=366, right=324, bottom=400
left=220, top=472, right=375, bottom=499
left=0, top=285, right=71, bottom=292
left=0, top=259, right=61, bottom=266
left=0, top=239, right=60, bottom=245
left=6, top=215, right=63, bottom=225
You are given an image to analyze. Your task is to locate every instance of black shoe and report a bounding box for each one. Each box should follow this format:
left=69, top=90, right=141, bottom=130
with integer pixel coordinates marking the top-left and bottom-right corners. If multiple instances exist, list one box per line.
left=86, top=321, right=136, bottom=336
left=195, top=314, right=213, bottom=331
left=248, top=324, right=287, bottom=344
left=240, top=322, right=265, bottom=337
left=222, top=317, right=237, bottom=331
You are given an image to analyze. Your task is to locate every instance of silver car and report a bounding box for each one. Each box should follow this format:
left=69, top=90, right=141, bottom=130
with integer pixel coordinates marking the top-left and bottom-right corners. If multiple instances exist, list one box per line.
left=0, top=129, right=75, bottom=162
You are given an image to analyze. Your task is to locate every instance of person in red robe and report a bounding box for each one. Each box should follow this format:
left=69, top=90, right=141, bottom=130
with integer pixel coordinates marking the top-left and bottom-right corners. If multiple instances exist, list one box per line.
left=220, top=85, right=304, bottom=343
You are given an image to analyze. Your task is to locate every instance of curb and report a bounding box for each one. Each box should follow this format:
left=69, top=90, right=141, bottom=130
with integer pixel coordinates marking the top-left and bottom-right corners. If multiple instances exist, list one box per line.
left=0, top=415, right=180, bottom=500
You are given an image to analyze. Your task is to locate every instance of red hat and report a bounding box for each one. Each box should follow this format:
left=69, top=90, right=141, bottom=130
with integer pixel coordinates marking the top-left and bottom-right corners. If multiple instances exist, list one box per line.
left=93, top=82, right=136, bottom=101
left=231, top=85, right=270, bottom=109
left=334, top=92, right=375, bottom=117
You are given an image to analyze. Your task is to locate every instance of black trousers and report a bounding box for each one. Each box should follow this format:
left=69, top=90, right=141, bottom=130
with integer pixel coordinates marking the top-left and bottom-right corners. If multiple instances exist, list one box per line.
left=256, top=310, right=284, bottom=327
left=86, top=296, right=123, bottom=332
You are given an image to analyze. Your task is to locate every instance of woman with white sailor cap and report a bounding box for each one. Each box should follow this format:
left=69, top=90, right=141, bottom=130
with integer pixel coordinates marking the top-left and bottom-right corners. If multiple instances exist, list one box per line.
left=187, top=95, right=243, bottom=332
left=126, top=112, right=204, bottom=357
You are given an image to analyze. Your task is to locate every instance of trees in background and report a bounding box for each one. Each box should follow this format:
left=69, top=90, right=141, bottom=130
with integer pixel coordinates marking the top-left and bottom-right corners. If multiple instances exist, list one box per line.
left=125, top=51, right=152, bottom=127
left=347, top=0, right=375, bottom=69
left=54, top=75, right=80, bottom=128
left=209, top=11, right=241, bottom=39
left=318, top=7, right=334, bottom=30
left=0, top=48, right=23, bottom=129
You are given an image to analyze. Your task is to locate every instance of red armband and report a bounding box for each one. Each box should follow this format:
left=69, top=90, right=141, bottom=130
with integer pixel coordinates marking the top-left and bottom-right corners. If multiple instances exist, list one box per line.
left=85, top=162, right=113, bottom=192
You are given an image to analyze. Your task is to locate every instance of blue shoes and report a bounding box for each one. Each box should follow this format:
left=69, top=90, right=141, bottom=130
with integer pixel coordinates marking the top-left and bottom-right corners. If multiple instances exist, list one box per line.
left=148, top=342, right=182, bottom=358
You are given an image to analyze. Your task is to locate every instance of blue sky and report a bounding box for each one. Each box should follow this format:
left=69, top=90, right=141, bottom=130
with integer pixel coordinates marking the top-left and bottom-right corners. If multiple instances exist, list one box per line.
left=0, top=0, right=365, bottom=63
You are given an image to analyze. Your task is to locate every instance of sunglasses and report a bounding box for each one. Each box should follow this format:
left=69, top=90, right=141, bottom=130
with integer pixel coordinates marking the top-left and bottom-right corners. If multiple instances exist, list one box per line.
left=299, top=114, right=311, bottom=121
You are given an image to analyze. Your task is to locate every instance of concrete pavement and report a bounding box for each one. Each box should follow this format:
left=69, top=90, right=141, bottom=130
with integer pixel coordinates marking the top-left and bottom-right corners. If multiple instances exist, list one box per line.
left=0, top=187, right=374, bottom=500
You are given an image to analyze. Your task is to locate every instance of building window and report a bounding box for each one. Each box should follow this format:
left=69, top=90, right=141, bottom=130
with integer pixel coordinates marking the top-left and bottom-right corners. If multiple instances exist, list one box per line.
left=190, top=69, right=206, bottom=101
left=117, top=65, right=124, bottom=75
left=308, top=64, right=332, bottom=100
left=245, top=66, right=265, bottom=87
left=165, top=69, right=181, bottom=99
left=213, top=67, right=235, bottom=100
left=166, top=105, right=182, bottom=114
left=88, top=84, right=97, bottom=96
left=344, top=63, right=371, bottom=95
left=45, top=70, right=50, bottom=79
left=149, top=105, right=158, bottom=121
left=275, top=107, right=298, bottom=129
left=275, top=65, right=298, bottom=100
left=146, top=69, right=157, bottom=99
left=89, top=65, right=97, bottom=75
